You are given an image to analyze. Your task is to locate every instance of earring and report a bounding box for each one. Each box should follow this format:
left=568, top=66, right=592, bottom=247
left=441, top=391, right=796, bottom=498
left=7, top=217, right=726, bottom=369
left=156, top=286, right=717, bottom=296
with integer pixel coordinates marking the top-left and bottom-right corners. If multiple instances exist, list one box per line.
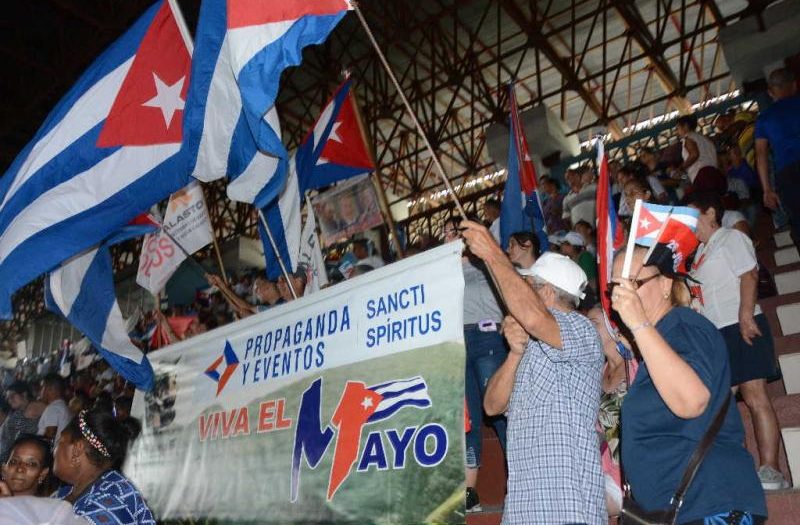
left=663, top=291, right=670, bottom=300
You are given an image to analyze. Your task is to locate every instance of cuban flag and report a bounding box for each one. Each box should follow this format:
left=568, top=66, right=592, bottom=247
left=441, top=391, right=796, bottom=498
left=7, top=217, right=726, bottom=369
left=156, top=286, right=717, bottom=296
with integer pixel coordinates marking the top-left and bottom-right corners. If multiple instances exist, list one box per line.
left=595, top=140, right=625, bottom=324
left=45, top=217, right=160, bottom=391
left=366, top=376, right=433, bottom=423
left=259, top=78, right=374, bottom=279
left=184, top=0, right=350, bottom=209
left=499, top=83, right=548, bottom=251
left=630, top=201, right=699, bottom=247
left=0, top=0, right=192, bottom=319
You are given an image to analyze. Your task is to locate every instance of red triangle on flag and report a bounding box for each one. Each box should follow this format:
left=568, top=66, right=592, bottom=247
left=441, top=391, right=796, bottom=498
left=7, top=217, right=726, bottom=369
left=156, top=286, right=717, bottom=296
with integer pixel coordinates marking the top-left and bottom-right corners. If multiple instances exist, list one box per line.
left=317, top=93, right=374, bottom=170
left=634, top=204, right=662, bottom=240
left=97, top=2, right=191, bottom=147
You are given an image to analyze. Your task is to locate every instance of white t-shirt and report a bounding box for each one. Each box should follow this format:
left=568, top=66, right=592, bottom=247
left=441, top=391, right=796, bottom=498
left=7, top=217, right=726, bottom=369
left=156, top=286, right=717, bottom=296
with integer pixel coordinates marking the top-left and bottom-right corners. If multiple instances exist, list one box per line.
left=682, top=131, right=718, bottom=183
left=722, top=210, right=747, bottom=229
left=357, top=255, right=385, bottom=269
left=691, top=227, right=761, bottom=329
left=647, top=176, right=667, bottom=199
left=37, top=399, right=71, bottom=441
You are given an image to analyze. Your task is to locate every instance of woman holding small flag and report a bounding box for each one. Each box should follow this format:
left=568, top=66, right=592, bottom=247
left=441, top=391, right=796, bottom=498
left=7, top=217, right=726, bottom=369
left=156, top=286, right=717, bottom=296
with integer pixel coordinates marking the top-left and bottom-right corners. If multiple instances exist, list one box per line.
left=610, top=241, right=766, bottom=523
left=687, top=192, right=787, bottom=491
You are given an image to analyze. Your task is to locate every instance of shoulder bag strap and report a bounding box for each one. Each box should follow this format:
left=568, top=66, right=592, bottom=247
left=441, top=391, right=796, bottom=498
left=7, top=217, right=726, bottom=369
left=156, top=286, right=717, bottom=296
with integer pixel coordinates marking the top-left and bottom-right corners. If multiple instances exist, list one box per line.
left=670, top=393, right=732, bottom=510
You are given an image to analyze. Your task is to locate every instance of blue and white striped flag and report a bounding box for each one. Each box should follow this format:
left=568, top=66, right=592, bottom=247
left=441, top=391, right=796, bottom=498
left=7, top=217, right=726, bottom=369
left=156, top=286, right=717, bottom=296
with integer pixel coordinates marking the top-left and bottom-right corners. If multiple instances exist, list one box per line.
left=367, top=376, right=433, bottom=423
left=184, top=0, right=350, bottom=208
left=0, top=1, right=193, bottom=319
left=45, top=221, right=159, bottom=391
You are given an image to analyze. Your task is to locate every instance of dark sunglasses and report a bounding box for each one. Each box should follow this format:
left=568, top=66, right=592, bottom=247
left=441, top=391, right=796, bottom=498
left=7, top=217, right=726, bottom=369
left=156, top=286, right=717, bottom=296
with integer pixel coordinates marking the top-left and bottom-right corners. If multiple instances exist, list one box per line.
left=604, top=273, right=661, bottom=298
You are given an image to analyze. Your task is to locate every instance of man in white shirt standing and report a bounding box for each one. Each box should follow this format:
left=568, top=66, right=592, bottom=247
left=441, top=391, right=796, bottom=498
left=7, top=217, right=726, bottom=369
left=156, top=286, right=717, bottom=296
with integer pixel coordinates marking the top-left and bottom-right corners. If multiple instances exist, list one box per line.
left=37, top=374, right=71, bottom=441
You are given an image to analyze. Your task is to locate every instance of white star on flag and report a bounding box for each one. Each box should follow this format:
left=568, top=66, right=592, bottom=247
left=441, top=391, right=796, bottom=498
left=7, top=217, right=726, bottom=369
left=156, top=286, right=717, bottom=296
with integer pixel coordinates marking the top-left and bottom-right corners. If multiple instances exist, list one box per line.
left=640, top=218, right=651, bottom=230
left=143, top=73, right=185, bottom=128
left=327, top=120, right=343, bottom=143
left=361, top=396, right=374, bottom=410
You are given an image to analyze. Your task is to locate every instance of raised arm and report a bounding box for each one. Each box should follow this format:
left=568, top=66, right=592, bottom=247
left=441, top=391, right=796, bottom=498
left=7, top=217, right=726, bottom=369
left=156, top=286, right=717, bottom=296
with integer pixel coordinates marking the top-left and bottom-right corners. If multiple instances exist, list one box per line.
left=460, top=220, right=562, bottom=348
left=681, top=137, right=699, bottom=170
left=484, top=316, right=527, bottom=415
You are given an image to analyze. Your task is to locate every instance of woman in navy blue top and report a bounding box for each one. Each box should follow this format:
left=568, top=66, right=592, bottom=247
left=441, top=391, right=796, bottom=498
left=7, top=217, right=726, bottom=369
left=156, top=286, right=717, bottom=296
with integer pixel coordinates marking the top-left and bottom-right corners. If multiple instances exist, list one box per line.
left=611, top=247, right=765, bottom=524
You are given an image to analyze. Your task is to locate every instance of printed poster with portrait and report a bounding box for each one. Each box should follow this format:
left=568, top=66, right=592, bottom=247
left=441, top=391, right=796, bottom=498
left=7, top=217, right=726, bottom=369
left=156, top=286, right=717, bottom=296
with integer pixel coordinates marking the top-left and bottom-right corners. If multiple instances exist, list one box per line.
left=313, top=176, right=383, bottom=247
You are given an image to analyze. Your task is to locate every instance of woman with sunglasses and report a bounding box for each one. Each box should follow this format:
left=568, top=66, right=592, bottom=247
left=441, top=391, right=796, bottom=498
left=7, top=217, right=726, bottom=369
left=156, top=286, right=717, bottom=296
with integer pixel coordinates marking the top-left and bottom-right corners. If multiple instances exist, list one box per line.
left=0, top=434, right=53, bottom=497
left=52, top=409, right=154, bottom=525
left=610, top=247, right=766, bottom=524
left=687, top=191, right=786, bottom=491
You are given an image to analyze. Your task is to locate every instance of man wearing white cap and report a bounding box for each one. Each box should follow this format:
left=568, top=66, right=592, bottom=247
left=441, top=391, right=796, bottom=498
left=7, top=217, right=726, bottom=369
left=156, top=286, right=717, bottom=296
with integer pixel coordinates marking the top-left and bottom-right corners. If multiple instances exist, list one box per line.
left=460, top=220, right=606, bottom=525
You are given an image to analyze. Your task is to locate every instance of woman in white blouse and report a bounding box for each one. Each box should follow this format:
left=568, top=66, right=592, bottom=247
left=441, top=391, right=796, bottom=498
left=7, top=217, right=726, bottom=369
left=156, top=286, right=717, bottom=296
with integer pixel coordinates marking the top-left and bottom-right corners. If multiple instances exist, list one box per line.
left=688, top=192, right=787, bottom=490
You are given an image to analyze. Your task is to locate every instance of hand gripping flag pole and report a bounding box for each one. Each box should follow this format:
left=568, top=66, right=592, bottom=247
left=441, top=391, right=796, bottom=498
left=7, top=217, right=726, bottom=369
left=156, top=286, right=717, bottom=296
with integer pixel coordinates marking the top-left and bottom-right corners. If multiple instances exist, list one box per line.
left=352, top=2, right=510, bottom=309
left=258, top=209, right=299, bottom=300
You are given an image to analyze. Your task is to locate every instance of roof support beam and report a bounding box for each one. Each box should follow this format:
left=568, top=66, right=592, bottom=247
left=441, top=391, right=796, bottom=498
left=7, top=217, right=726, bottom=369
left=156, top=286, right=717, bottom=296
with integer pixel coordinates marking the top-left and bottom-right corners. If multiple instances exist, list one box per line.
left=614, top=0, right=692, bottom=113
left=498, top=0, right=623, bottom=139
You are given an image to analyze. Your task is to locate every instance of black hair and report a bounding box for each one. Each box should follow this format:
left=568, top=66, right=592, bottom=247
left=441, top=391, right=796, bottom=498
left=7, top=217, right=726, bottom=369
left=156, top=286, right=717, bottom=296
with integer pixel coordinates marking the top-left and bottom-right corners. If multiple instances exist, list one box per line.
left=484, top=198, right=500, bottom=210
left=8, top=433, right=53, bottom=471
left=6, top=381, right=32, bottom=400
left=352, top=238, right=369, bottom=251
left=0, top=399, right=10, bottom=415
left=62, top=409, right=142, bottom=470
left=42, top=373, right=66, bottom=397
left=685, top=191, right=724, bottom=225
left=677, top=114, right=698, bottom=131
left=509, top=231, right=541, bottom=258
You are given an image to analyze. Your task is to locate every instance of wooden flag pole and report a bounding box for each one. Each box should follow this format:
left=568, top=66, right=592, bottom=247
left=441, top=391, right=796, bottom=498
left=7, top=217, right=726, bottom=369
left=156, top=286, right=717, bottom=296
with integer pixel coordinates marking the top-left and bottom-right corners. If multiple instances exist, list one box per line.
left=350, top=84, right=405, bottom=259
left=257, top=209, right=298, bottom=300
left=352, top=3, right=467, bottom=221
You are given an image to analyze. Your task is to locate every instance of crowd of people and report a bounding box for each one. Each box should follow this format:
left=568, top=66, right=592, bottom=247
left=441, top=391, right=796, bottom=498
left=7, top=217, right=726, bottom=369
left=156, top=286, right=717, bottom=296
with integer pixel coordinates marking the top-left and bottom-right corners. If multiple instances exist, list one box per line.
left=1, top=68, right=798, bottom=524
left=451, top=67, right=800, bottom=524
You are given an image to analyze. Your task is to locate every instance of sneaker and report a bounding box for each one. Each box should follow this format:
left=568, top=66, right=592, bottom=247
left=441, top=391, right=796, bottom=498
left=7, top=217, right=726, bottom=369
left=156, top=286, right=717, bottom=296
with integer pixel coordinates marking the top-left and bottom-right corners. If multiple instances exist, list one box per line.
left=466, top=487, right=482, bottom=513
left=758, top=465, right=789, bottom=490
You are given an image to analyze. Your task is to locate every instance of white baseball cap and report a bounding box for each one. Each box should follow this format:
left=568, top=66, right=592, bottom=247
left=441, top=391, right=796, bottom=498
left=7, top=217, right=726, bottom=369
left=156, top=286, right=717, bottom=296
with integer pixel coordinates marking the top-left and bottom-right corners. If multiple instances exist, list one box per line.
left=563, top=231, right=586, bottom=247
left=526, top=252, right=588, bottom=299
left=547, top=232, right=566, bottom=245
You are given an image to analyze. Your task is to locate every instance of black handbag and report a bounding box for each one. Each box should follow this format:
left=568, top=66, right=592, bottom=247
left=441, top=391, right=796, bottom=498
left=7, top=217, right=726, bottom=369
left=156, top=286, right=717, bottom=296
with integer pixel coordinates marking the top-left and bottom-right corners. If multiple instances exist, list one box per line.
left=620, top=394, right=731, bottom=525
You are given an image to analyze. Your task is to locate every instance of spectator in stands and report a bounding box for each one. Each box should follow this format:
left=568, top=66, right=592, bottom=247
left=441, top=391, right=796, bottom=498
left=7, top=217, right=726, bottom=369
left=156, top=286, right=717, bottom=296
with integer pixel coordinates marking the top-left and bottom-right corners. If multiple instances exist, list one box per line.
left=755, top=68, right=800, bottom=246
left=726, top=145, right=759, bottom=229
left=676, top=114, right=726, bottom=194
left=53, top=409, right=154, bottom=524
left=561, top=168, right=582, bottom=228
left=587, top=306, right=637, bottom=517
left=623, top=177, right=653, bottom=215
left=560, top=231, right=597, bottom=293
left=0, top=382, right=44, bottom=464
left=640, top=146, right=679, bottom=204
left=539, top=176, right=568, bottom=233
left=484, top=198, right=501, bottom=242
left=688, top=192, right=787, bottom=490
left=0, top=434, right=52, bottom=496
left=563, top=166, right=597, bottom=227
left=68, top=392, right=89, bottom=418
left=611, top=247, right=766, bottom=524
left=615, top=164, right=639, bottom=216
left=278, top=268, right=308, bottom=302
left=460, top=219, right=604, bottom=524
left=206, top=274, right=281, bottom=317
left=37, top=373, right=71, bottom=441
left=351, top=239, right=385, bottom=269
left=573, top=219, right=596, bottom=256
left=506, top=231, right=539, bottom=270
left=443, top=216, right=507, bottom=514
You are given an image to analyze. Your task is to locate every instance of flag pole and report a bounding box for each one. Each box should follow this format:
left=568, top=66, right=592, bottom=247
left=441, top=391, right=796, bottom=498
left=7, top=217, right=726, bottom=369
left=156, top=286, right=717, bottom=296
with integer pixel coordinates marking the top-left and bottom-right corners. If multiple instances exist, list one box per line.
left=350, top=83, right=405, bottom=259
left=257, top=209, right=299, bottom=300
left=198, top=186, right=231, bottom=287
left=351, top=3, right=467, bottom=221
left=157, top=226, right=210, bottom=282
left=352, top=3, right=511, bottom=311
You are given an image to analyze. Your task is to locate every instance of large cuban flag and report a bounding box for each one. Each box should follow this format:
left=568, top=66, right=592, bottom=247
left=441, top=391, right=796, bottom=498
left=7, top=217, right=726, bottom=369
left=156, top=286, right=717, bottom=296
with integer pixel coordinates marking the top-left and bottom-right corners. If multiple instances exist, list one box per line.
left=0, top=0, right=192, bottom=319
left=184, top=0, right=351, bottom=209
left=499, top=83, right=548, bottom=251
left=45, top=217, right=161, bottom=391
left=259, top=78, right=374, bottom=279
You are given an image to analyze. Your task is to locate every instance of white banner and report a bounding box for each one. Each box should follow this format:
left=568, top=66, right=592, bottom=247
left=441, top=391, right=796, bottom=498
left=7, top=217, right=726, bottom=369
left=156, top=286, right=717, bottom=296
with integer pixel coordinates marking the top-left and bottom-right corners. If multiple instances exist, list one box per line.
left=297, top=199, right=328, bottom=294
left=136, top=181, right=214, bottom=294
left=126, top=243, right=466, bottom=523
